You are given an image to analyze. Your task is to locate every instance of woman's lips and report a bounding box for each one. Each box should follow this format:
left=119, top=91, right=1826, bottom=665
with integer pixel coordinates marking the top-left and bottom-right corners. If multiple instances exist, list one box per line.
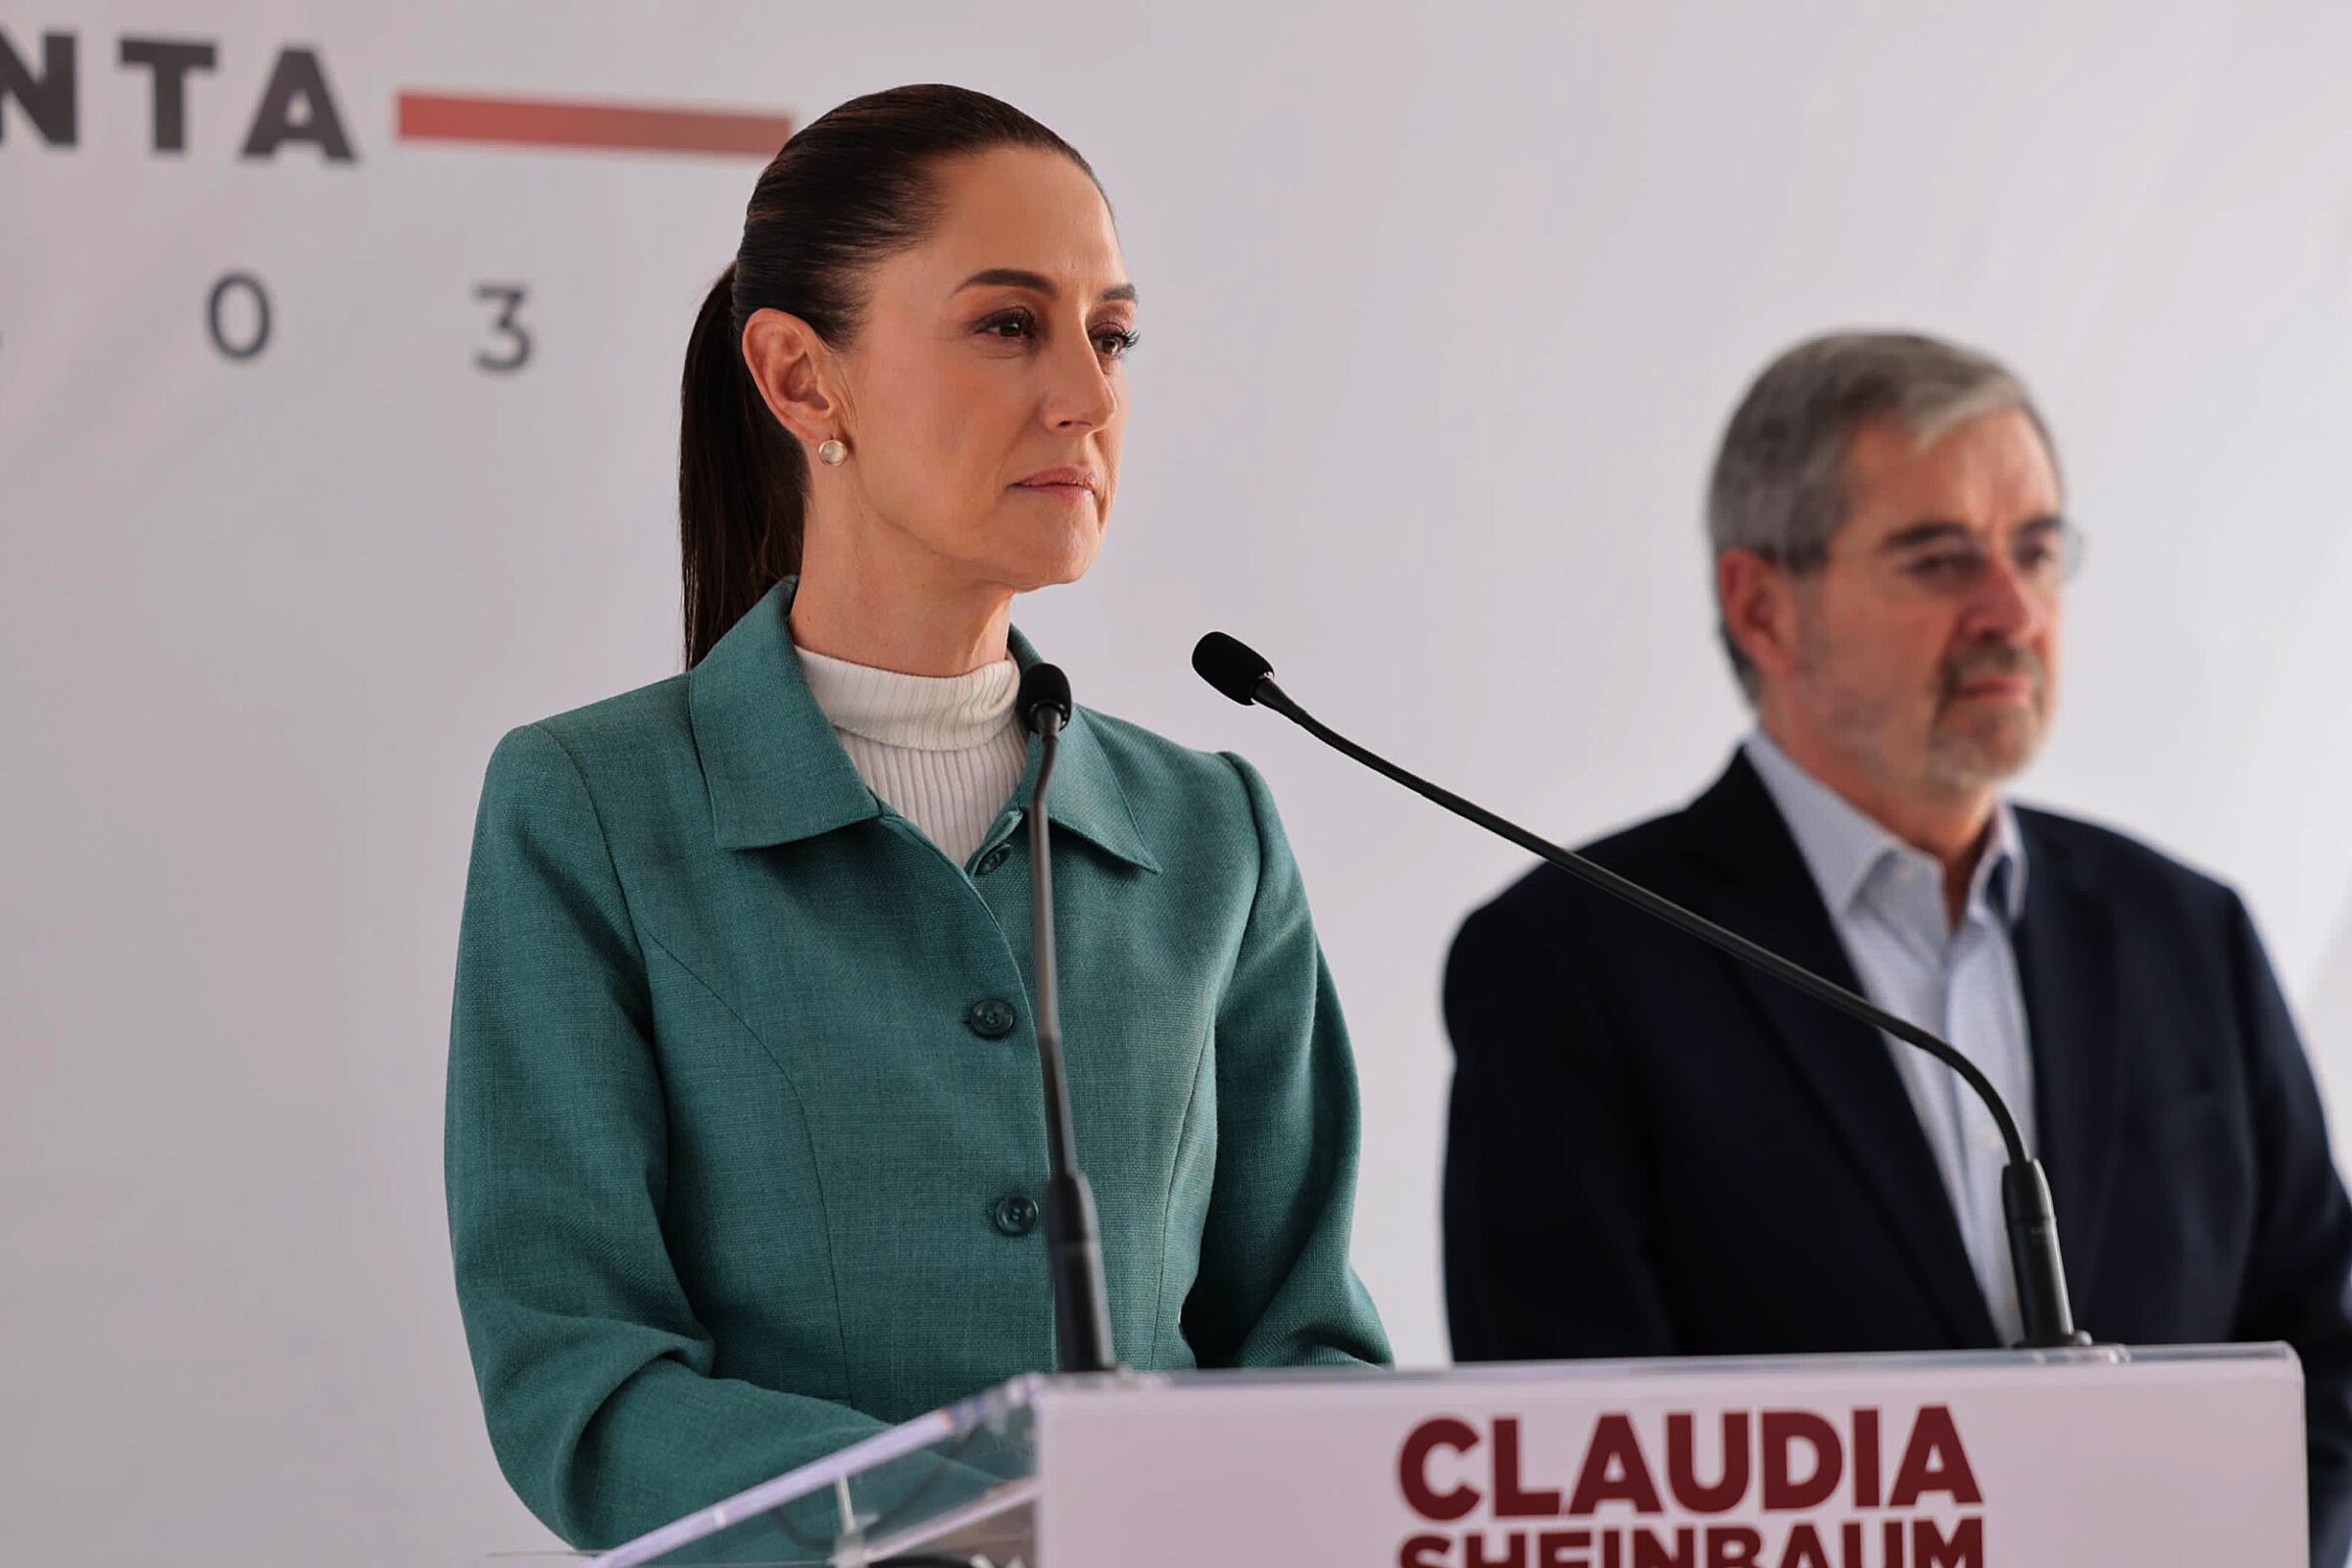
left=1013, top=466, right=1100, bottom=498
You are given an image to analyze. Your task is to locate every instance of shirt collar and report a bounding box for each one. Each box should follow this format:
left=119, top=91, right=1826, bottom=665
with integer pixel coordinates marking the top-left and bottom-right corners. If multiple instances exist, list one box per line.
left=687, top=578, right=1159, bottom=871
left=795, top=647, right=1020, bottom=753
left=1741, top=728, right=2027, bottom=928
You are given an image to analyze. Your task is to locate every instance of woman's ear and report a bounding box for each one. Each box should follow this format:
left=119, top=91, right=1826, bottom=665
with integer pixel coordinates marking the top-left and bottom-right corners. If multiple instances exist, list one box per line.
left=741, top=308, right=840, bottom=451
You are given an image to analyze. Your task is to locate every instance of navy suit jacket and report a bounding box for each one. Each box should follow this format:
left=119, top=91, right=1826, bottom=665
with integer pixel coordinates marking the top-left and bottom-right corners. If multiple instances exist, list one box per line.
left=1443, top=754, right=2352, bottom=1565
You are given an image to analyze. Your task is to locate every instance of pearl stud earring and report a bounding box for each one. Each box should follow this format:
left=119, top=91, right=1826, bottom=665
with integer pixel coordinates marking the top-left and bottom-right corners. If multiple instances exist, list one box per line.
left=817, top=438, right=849, bottom=466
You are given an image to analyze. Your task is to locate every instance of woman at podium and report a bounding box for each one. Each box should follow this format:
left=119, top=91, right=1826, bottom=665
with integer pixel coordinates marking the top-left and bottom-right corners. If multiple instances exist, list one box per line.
left=444, top=84, right=1390, bottom=1550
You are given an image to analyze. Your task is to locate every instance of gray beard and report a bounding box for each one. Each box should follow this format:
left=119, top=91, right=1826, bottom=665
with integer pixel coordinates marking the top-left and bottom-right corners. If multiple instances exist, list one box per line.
left=1923, top=722, right=2036, bottom=796
left=1796, top=637, right=2047, bottom=805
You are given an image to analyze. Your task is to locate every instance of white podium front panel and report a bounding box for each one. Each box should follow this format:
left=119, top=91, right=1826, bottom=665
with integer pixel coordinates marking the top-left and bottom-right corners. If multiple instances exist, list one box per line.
left=1035, top=1346, right=2304, bottom=1567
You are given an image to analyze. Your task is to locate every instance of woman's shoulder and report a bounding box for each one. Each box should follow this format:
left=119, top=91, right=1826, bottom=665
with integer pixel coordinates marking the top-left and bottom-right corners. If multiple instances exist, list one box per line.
left=482, top=672, right=698, bottom=792
left=1075, top=705, right=1287, bottom=843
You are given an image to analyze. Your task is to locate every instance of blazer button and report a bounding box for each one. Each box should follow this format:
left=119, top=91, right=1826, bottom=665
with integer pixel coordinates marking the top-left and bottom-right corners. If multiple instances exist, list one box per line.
left=975, top=846, right=1011, bottom=875
left=965, top=998, right=1018, bottom=1039
left=993, top=1194, right=1040, bottom=1238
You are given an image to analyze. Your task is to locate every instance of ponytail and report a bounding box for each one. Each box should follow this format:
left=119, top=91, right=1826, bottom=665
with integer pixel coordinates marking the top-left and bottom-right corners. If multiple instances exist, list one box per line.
left=679, top=263, right=803, bottom=668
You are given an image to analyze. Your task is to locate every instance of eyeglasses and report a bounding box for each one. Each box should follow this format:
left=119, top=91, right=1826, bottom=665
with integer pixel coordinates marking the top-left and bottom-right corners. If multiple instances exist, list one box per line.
left=1829, top=517, right=2086, bottom=603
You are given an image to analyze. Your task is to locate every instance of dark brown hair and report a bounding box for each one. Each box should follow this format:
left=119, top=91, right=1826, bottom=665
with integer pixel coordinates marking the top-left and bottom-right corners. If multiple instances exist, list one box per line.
left=679, top=83, right=1098, bottom=666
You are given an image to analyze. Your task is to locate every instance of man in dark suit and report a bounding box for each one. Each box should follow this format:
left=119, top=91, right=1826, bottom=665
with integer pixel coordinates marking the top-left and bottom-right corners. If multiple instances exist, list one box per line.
left=1442, top=330, right=2352, bottom=1564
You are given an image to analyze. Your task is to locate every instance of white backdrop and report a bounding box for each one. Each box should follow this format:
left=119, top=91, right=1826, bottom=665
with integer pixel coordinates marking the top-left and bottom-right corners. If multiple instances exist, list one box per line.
left=8, top=2, right=2352, bottom=1562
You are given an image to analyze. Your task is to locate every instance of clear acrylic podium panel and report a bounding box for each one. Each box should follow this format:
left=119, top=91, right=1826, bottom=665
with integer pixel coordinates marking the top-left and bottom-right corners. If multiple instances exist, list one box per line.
left=570, top=1372, right=1049, bottom=1567
left=486, top=1342, right=2300, bottom=1568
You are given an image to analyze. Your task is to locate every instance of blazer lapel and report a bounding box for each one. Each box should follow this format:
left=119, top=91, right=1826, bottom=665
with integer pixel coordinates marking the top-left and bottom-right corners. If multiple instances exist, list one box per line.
left=1684, top=756, right=1999, bottom=1347
left=2010, top=815, right=2121, bottom=1316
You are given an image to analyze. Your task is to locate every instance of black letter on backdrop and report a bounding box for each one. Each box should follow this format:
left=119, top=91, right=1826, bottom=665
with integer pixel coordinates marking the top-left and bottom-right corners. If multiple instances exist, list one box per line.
left=473, top=284, right=533, bottom=373
left=240, top=47, right=354, bottom=162
left=120, top=37, right=217, bottom=154
left=0, top=28, right=76, bottom=146
left=208, top=273, right=271, bottom=361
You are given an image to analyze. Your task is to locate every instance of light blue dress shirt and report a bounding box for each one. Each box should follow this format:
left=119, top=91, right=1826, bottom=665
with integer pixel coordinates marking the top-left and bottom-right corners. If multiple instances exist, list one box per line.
left=1742, top=731, right=2036, bottom=1345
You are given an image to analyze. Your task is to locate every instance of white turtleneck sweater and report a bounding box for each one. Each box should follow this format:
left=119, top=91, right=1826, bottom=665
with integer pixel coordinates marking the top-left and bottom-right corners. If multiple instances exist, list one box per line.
left=795, top=647, right=1030, bottom=866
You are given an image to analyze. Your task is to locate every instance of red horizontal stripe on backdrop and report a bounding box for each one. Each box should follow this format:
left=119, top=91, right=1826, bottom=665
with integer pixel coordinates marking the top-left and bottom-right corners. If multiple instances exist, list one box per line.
left=396, top=92, right=795, bottom=157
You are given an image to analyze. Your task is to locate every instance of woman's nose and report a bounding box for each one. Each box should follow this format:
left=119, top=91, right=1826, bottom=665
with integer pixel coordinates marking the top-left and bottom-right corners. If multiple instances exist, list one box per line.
left=1045, top=336, right=1117, bottom=432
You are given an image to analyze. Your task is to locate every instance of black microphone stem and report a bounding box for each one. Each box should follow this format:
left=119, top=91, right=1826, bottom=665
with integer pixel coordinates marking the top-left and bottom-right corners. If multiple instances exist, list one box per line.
left=1248, top=673, right=2086, bottom=1350
left=1025, top=707, right=1118, bottom=1375
left=1028, top=727, right=1080, bottom=1187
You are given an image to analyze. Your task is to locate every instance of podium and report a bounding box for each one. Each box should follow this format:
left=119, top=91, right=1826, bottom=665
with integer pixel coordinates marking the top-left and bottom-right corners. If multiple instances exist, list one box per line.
left=571, top=1343, right=2305, bottom=1567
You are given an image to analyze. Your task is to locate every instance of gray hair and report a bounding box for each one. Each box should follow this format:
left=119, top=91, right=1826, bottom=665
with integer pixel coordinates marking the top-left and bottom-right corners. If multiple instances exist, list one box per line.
left=1706, top=329, right=2057, bottom=700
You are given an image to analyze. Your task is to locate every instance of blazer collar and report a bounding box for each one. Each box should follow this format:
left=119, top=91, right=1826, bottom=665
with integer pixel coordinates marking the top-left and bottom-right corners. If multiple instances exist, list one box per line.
left=688, top=579, right=1159, bottom=872
left=2008, top=812, right=2121, bottom=1311
left=1682, top=752, right=2000, bottom=1347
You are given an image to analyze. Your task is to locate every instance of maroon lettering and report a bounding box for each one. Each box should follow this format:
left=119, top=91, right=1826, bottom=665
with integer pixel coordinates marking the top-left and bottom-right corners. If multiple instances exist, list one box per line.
left=1665, top=1412, right=1749, bottom=1514
left=1843, top=1519, right=1909, bottom=1567
left=1570, top=1415, right=1666, bottom=1515
left=1400, top=1534, right=1451, bottom=1568
left=1780, top=1523, right=1834, bottom=1568
left=1705, top=1524, right=1762, bottom=1567
left=1496, top=1416, right=1565, bottom=1517
left=1631, top=1526, right=1695, bottom=1568
left=1402, top=1416, right=1484, bottom=1522
left=1911, top=1517, right=1983, bottom=1568
left=1852, top=1409, right=1882, bottom=1508
left=1760, top=1410, right=1842, bottom=1510
left=1887, top=1406, right=1982, bottom=1508
left=1468, top=1530, right=1530, bottom=1568
left=1537, top=1528, right=1593, bottom=1568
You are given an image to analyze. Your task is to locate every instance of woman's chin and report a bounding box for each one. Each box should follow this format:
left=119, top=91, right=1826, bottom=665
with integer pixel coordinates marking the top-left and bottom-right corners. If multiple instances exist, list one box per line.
left=991, top=524, right=1105, bottom=593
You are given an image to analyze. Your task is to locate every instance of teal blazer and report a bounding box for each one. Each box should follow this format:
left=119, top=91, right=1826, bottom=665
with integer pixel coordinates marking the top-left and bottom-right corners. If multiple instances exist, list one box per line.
left=446, top=582, right=1390, bottom=1548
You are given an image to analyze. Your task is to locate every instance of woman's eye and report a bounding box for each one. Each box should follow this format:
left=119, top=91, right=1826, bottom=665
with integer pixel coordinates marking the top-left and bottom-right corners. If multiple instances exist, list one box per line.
left=978, top=311, right=1036, bottom=341
left=1094, top=327, right=1141, bottom=360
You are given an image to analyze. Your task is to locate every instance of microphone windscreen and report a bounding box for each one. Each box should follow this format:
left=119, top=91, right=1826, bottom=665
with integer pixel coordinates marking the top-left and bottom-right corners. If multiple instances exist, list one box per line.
left=1018, top=662, right=1073, bottom=732
left=1191, top=632, right=1273, bottom=706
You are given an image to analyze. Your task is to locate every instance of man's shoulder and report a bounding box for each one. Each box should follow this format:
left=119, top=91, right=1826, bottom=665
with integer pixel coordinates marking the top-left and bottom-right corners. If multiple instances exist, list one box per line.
left=2013, top=802, right=2241, bottom=918
left=1459, top=800, right=1708, bottom=950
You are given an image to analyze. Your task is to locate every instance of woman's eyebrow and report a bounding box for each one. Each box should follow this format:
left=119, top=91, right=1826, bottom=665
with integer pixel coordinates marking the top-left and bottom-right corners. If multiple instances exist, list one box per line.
left=953, top=268, right=1139, bottom=304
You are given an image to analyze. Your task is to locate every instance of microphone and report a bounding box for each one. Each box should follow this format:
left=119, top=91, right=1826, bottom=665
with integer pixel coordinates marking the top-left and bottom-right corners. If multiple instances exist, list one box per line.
left=1015, top=662, right=1118, bottom=1375
left=1190, top=632, right=2089, bottom=1350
